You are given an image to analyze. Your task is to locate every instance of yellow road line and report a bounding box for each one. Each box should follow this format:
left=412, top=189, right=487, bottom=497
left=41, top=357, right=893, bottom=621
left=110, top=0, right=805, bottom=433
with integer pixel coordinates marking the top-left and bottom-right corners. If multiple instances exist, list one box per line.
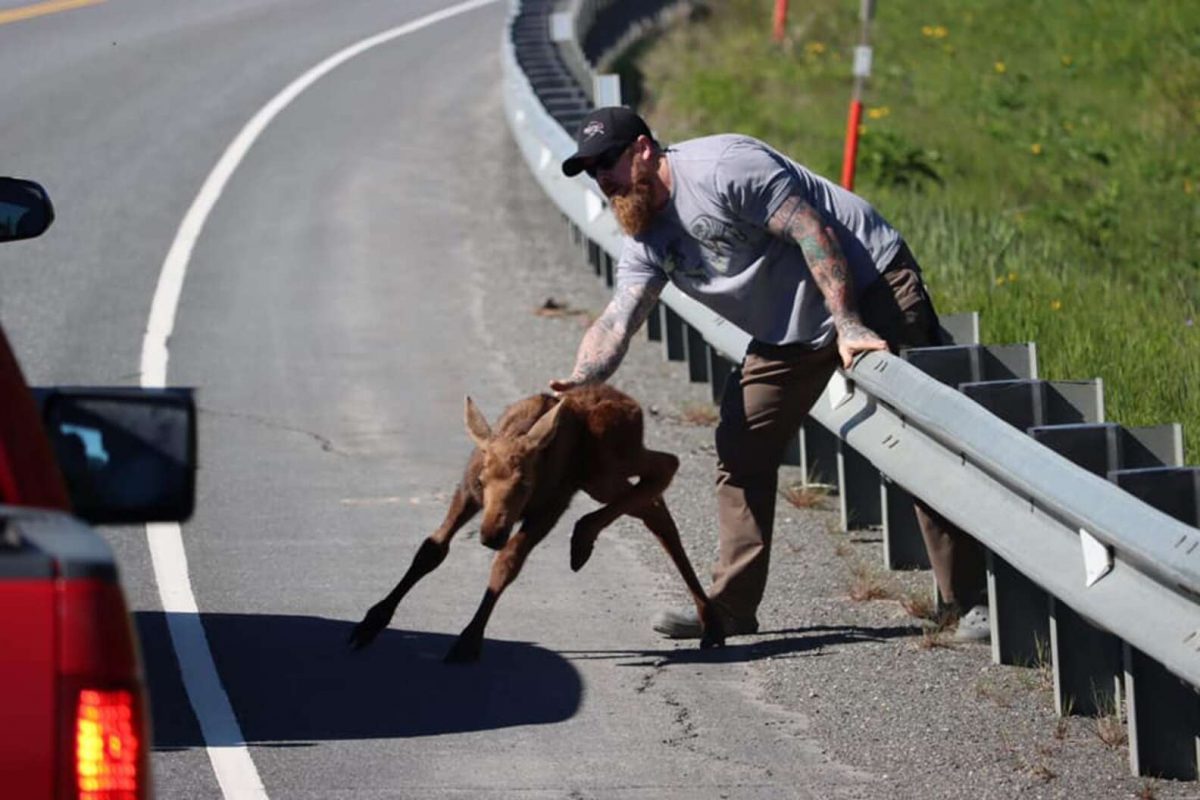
left=0, top=0, right=105, bottom=26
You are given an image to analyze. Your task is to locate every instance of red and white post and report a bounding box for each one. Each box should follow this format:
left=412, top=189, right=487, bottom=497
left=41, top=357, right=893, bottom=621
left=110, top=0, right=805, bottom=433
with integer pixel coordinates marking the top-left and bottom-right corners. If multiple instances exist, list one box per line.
left=841, top=0, right=876, bottom=190
left=772, top=0, right=788, bottom=43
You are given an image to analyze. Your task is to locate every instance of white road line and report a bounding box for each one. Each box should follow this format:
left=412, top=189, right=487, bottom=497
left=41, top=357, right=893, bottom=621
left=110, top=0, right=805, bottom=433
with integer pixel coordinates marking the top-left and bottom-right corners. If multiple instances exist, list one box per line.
left=139, top=1, right=501, bottom=797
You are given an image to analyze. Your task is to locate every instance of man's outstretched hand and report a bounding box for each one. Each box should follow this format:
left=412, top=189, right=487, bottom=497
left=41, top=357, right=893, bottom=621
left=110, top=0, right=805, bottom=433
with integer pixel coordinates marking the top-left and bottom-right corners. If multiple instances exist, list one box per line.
left=549, top=377, right=584, bottom=396
left=835, top=320, right=889, bottom=369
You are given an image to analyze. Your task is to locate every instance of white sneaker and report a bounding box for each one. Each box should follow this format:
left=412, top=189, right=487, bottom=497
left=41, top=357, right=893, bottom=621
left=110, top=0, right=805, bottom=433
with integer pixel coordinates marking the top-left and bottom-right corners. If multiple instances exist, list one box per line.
left=953, top=604, right=991, bottom=642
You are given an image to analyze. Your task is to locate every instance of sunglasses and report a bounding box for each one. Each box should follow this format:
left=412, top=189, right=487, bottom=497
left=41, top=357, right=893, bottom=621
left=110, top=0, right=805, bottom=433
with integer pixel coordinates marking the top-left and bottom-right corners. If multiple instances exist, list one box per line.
left=584, top=145, right=628, bottom=179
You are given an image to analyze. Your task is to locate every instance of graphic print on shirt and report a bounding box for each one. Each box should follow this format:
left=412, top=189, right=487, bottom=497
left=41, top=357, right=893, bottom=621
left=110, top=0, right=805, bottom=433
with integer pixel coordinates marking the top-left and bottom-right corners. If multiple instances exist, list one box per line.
left=661, top=237, right=709, bottom=282
left=689, top=215, right=748, bottom=275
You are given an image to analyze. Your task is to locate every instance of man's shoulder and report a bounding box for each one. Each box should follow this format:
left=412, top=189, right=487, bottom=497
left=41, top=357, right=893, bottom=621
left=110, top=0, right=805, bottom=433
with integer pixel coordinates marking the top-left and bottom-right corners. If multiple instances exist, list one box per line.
left=671, top=134, right=793, bottom=181
left=672, top=133, right=763, bottom=160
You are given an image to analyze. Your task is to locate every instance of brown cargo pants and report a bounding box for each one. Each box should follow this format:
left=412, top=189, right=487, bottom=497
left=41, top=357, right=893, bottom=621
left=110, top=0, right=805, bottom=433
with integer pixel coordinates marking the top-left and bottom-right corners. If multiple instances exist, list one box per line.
left=708, top=244, right=986, bottom=622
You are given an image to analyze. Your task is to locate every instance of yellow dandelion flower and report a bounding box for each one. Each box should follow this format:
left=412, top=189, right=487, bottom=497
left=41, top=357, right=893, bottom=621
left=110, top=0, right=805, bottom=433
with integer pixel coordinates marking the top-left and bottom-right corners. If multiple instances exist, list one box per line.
left=806, top=41, right=826, bottom=55
left=1061, top=55, right=1073, bottom=67
left=933, top=25, right=949, bottom=39
left=922, top=25, right=934, bottom=37
left=995, top=276, right=1006, bottom=287
left=1007, top=272, right=1019, bottom=283
left=1030, top=143, right=1043, bottom=155
left=994, top=61, right=1007, bottom=74
left=1050, top=300, right=1063, bottom=311
left=867, top=106, right=890, bottom=120
left=1186, top=179, right=1194, bottom=195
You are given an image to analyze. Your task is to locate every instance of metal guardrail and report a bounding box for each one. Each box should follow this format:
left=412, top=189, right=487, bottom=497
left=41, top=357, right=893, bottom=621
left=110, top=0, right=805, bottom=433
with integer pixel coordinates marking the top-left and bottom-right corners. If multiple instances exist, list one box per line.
left=501, top=0, right=1200, bottom=780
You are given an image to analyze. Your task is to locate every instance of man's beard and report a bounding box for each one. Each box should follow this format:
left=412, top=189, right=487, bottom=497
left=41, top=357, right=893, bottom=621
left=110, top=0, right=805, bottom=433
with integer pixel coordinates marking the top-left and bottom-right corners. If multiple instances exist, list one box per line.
left=611, top=157, right=659, bottom=237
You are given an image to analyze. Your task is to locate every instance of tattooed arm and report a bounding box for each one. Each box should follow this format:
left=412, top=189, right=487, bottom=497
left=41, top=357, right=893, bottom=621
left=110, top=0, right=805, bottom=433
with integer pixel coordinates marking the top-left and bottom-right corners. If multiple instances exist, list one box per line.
left=766, top=195, right=888, bottom=368
left=549, top=281, right=663, bottom=393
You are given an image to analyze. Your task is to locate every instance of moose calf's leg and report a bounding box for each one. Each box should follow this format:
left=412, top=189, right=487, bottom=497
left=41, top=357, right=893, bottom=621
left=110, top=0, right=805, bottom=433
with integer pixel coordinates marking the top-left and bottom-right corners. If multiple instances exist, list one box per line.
left=445, top=528, right=539, bottom=663
left=639, top=498, right=725, bottom=649
left=571, top=450, right=678, bottom=571
left=348, top=486, right=479, bottom=651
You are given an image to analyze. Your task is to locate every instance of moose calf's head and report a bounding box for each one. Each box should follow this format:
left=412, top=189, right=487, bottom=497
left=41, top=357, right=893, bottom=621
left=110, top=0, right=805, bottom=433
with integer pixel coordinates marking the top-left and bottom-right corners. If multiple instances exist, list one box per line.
left=464, top=396, right=565, bottom=550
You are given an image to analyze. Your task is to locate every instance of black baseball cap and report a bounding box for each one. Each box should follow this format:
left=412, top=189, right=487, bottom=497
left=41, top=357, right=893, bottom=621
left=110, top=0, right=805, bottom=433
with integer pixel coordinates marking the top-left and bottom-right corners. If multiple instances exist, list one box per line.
left=561, top=106, right=653, bottom=177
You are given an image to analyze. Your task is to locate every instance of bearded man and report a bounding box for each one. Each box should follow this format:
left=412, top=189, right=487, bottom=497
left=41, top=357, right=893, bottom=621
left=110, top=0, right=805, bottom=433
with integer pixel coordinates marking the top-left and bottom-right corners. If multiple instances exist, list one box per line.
left=552, top=106, right=989, bottom=643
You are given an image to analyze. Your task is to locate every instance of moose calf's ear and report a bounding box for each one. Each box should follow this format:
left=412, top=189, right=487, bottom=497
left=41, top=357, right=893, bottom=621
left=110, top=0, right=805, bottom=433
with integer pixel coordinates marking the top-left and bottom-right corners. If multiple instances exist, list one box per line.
left=525, top=400, right=566, bottom=452
left=464, top=396, right=493, bottom=448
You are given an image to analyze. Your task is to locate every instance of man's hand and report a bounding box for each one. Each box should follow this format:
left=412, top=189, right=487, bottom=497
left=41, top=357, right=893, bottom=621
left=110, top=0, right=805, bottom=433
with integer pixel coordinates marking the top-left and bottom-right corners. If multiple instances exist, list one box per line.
left=548, top=377, right=586, bottom=396
left=836, top=319, right=889, bottom=369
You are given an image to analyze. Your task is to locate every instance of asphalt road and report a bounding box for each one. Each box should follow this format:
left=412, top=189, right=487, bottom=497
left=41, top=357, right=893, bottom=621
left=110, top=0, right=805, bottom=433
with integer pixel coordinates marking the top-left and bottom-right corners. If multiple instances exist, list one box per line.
left=0, top=1, right=867, bottom=797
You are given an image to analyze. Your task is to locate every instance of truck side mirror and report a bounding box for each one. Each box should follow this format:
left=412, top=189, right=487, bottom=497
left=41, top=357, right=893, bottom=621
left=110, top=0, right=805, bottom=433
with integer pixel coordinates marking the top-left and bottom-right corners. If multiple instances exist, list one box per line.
left=0, top=177, right=54, bottom=242
left=36, top=388, right=197, bottom=525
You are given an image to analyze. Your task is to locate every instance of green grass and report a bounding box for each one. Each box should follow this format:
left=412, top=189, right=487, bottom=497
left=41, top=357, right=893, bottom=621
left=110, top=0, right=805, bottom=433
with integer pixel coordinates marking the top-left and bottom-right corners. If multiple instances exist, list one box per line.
left=616, top=0, right=1200, bottom=457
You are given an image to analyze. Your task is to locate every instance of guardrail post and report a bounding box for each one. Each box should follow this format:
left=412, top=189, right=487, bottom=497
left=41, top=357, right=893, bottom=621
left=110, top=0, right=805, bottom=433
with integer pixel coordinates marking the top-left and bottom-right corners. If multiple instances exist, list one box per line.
left=586, top=239, right=602, bottom=277
left=988, top=551, right=1051, bottom=666
left=1050, top=598, right=1122, bottom=716
left=1124, top=423, right=1185, bottom=468
left=1110, top=466, right=1197, bottom=521
left=1125, top=644, right=1200, bottom=780
left=800, top=419, right=839, bottom=487
left=982, top=342, right=1040, bottom=380
left=646, top=301, right=662, bottom=342
left=685, top=324, right=709, bottom=383
left=593, top=73, right=622, bottom=107
left=1030, top=422, right=1122, bottom=475
left=937, top=311, right=980, bottom=346
left=782, top=435, right=801, bottom=467
left=839, top=441, right=881, bottom=530
left=959, top=378, right=1104, bottom=433
left=709, top=350, right=735, bottom=405
left=1045, top=379, right=1106, bottom=424
left=662, top=306, right=685, bottom=361
left=881, top=479, right=928, bottom=568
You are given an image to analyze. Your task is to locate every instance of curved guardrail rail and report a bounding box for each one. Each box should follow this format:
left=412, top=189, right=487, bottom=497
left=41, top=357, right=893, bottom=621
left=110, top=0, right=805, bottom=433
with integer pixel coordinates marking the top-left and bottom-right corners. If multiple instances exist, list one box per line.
left=501, top=0, right=1200, bottom=780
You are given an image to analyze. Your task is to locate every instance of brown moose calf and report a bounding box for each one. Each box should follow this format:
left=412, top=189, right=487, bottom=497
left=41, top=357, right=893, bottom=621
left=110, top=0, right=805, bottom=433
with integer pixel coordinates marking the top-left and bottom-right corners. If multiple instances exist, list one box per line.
left=348, top=384, right=724, bottom=662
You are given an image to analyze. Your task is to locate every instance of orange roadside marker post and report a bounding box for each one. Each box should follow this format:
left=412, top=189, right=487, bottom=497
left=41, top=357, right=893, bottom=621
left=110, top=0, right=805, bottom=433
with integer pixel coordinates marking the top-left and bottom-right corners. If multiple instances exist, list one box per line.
left=841, top=0, right=877, bottom=190
left=773, top=0, right=788, bottom=43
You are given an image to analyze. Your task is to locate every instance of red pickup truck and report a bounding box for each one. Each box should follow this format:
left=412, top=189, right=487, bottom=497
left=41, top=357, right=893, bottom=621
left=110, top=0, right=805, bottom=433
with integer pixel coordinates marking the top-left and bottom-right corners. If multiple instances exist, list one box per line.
left=0, top=177, right=196, bottom=799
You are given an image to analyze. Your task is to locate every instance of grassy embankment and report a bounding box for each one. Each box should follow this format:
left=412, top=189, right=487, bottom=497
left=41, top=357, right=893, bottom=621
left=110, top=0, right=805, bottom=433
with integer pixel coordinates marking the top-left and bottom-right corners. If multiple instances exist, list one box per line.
left=616, top=0, right=1200, bottom=457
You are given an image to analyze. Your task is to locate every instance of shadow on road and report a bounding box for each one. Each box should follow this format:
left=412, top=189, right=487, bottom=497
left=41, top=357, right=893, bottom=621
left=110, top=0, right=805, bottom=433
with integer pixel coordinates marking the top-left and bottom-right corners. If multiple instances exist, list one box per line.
left=135, top=612, right=582, bottom=749
left=557, top=623, right=924, bottom=666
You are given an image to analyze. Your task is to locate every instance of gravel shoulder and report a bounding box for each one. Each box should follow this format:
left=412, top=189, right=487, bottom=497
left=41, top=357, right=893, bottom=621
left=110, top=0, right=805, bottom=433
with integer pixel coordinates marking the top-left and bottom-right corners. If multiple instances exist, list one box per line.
left=473, top=115, right=1191, bottom=800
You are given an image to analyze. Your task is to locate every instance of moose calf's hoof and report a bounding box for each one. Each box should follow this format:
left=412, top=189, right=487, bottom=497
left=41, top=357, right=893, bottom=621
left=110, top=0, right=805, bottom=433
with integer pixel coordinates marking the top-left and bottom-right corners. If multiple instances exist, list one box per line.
left=347, top=622, right=379, bottom=651
left=569, top=535, right=595, bottom=572
left=347, top=605, right=391, bottom=651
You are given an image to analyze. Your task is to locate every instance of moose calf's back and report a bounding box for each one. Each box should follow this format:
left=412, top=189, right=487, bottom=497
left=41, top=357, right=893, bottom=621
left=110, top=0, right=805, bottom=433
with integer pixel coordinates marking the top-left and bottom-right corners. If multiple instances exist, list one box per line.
left=558, top=384, right=644, bottom=464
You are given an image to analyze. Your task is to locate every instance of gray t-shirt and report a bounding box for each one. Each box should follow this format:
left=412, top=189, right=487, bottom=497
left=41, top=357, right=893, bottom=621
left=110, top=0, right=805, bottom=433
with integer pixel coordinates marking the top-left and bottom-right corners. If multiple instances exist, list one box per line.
left=615, top=134, right=902, bottom=346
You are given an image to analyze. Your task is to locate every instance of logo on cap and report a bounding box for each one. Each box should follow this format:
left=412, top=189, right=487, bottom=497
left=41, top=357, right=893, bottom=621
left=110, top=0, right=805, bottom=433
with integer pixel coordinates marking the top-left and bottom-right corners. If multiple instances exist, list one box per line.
left=582, top=121, right=605, bottom=139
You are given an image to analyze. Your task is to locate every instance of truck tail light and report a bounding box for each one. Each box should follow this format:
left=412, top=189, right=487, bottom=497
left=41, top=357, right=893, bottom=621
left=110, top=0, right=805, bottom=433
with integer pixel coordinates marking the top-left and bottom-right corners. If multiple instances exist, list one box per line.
left=57, top=579, right=151, bottom=800
left=74, top=688, right=141, bottom=798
